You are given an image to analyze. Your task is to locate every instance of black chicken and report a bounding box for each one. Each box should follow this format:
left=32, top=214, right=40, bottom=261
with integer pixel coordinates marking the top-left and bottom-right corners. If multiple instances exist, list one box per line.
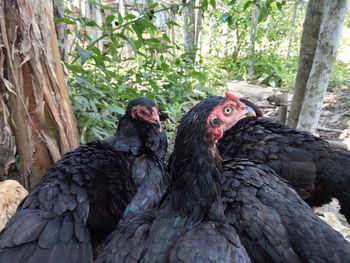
left=218, top=95, right=350, bottom=221
left=96, top=95, right=251, bottom=263
left=0, top=97, right=167, bottom=263
left=222, top=158, right=350, bottom=262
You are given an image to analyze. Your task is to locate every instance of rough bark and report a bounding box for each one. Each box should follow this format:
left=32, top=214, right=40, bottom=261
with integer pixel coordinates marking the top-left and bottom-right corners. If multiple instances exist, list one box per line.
left=0, top=92, right=15, bottom=181
left=194, top=0, right=203, bottom=57
left=183, top=0, right=196, bottom=62
left=297, top=0, right=349, bottom=133
left=0, top=0, right=80, bottom=189
left=53, top=0, right=66, bottom=60
left=287, top=0, right=326, bottom=128
left=247, top=4, right=259, bottom=78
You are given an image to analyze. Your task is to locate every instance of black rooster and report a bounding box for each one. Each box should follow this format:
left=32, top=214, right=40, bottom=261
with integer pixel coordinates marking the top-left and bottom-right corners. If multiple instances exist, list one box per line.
left=96, top=95, right=251, bottom=263
left=0, top=97, right=167, bottom=263
left=218, top=96, right=350, bottom=221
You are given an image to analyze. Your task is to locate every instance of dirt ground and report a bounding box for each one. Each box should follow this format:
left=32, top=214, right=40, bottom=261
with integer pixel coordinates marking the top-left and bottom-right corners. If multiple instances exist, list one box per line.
left=227, top=80, right=350, bottom=241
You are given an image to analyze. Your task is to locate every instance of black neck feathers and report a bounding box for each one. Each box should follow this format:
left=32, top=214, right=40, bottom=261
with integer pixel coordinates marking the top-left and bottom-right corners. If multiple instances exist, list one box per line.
left=168, top=97, right=226, bottom=221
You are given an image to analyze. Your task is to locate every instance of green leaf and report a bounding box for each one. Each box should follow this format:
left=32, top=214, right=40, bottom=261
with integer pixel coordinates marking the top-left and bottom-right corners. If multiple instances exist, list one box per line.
left=160, top=63, right=170, bottom=71
left=53, top=17, right=76, bottom=25
left=229, top=0, right=236, bottom=5
left=166, top=21, right=181, bottom=27
left=147, top=38, right=161, bottom=45
left=201, top=0, right=208, bottom=9
left=76, top=45, right=92, bottom=64
left=105, top=15, right=115, bottom=25
left=132, top=20, right=145, bottom=39
left=75, top=75, right=102, bottom=94
left=133, top=39, right=143, bottom=49
left=100, top=5, right=113, bottom=10
left=109, top=105, right=125, bottom=114
left=243, top=0, right=253, bottom=10
left=210, top=0, right=216, bottom=9
left=125, top=14, right=137, bottom=20
left=117, top=13, right=123, bottom=24
left=85, top=20, right=99, bottom=27
left=65, top=64, right=84, bottom=73
left=64, top=9, right=73, bottom=15
left=162, top=33, right=171, bottom=42
left=276, top=2, right=282, bottom=11
left=148, top=3, right=158, bottom=9
left=258, top=3, right=269, bottom=23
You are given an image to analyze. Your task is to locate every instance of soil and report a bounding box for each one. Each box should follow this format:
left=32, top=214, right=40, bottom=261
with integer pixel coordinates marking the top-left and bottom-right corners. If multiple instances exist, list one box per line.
left=227, top=80, right=350, bottom=242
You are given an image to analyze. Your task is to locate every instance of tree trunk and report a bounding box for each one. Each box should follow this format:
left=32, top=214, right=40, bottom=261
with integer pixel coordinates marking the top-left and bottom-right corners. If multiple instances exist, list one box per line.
left=118, top=0, right=126, bottom=17
left=286, top=0, right=299, bottom=60
left=183, top=0, right=196, bottom=63
left=0, top=91, right=15, bottom=181
left=248, top=4, right=259, bottom=79
left=297, top=0, right=349, bottom=133
left=53, top=0, right=66, bottom=60
left=222, top=22, right=229, bottom=57
left=208, top=15, right=214, bottom=54
left=194, top=0, right=203, bottom=58
left=85, top=0, right=103, bottom=51
left=287, top=0, right=326, bottom=128
left=168, top=12, right=176, bottom=55
left=0, top=0, right=80, bottom=189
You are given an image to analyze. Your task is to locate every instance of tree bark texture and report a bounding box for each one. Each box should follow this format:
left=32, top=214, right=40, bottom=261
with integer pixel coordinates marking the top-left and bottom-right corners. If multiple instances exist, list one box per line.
left=183, top=0, right=196, bottom=62
left=287, top=0, right=326, bottom=128
left=0, top=90, right=15, bottom=181
left=0, top=0, right=80, bottom=189
left=248, top=4, right=259, bottom=78
left=194, top=0, right=203, bottom=57
left=297, top=0, right=349, bottom=133
left=53, top=0, right=66, bottom=60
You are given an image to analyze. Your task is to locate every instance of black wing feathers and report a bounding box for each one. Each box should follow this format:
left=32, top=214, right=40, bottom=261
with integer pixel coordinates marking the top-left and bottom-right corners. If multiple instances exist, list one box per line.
left=0, top=140, right=133, bottom=263
left=222, top=159, right=350, bottom=263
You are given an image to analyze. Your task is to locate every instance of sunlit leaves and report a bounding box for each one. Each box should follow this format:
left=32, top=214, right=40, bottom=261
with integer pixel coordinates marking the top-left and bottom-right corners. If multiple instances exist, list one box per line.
left=53, top=17, right=75, bottom=24
left=76, top=45, right=92, bottom=64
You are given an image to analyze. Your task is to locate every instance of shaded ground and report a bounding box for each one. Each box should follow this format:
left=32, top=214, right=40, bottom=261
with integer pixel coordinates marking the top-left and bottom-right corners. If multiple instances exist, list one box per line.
left=227, top=80, right=350, bottom=241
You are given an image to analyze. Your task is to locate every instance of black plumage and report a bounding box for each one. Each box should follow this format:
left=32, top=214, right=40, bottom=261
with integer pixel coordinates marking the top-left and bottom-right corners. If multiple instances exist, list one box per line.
left=222, top=158, right=350, bottom=263
left=0, top=97, right=167, bottom=263
left=218, top=99, right=350, bottom=221
left=96, top=96, right=251, bottom=263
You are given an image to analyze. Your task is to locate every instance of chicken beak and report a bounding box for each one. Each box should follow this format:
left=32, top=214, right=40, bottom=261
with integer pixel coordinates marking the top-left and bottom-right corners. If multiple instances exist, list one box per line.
left=245, top=105, right=256, bottom=117
left=153, top=120, right=162, bottom=131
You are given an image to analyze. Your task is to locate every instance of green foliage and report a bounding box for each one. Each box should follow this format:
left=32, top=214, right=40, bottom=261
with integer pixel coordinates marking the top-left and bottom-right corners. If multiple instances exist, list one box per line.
left=219, top=53, right=298, bottom=89
left=62, top=2, right=223, bottom=143
left=329, top=61, right=350, bottom=87
left=58, top=0, right=349, bottom=145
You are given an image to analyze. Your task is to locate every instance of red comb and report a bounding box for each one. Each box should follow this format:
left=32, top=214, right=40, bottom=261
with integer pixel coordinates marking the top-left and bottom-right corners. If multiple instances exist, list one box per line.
left=225, top=92, right=241, bottom=103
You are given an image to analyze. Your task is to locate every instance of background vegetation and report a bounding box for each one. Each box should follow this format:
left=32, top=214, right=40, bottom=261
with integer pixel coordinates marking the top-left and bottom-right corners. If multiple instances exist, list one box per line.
left=59, top=0, right=350, bottom=142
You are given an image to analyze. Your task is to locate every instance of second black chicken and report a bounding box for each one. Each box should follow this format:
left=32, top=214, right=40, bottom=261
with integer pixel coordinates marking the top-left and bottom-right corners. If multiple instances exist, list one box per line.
left=218, top=95, right=350, bottom=221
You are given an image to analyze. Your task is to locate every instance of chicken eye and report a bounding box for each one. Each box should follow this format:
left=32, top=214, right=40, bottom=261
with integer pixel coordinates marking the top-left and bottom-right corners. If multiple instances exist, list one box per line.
left=223, top=106, right=233, bottom=116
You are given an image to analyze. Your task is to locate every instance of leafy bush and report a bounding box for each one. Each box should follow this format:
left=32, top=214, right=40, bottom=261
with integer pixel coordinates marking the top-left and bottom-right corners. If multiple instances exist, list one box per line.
left=62, top=3, right=224, bottom=143
left=329, top=61, right=350, bottom=87
left=219, top=53, right=298, bottom=89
